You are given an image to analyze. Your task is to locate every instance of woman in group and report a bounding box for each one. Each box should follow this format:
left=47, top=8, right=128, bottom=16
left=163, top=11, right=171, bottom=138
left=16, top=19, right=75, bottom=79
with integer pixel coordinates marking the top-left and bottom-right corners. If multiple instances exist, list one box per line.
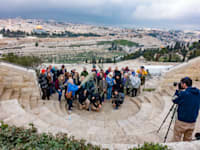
left=106, top=73, right=114, bottom=100
left=46, top=72, right=53, bottom=97
left=99, top=73, right=107, bottom=104
left=55, top=74, right=66, bottom=102
left=66, top=79, right=80, bottom=111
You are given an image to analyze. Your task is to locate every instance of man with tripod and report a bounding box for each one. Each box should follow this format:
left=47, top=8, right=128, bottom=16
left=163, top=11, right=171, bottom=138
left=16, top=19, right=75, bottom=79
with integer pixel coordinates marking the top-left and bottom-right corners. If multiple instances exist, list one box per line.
left=172, top=77, right=200, bottom=142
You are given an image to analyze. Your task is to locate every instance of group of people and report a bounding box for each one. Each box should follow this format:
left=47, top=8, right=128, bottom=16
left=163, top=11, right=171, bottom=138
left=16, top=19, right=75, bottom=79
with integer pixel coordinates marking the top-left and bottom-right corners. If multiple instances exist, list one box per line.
left=38, top=63, right=200, bottom=142
left=38, top=64, right=148, bottom=111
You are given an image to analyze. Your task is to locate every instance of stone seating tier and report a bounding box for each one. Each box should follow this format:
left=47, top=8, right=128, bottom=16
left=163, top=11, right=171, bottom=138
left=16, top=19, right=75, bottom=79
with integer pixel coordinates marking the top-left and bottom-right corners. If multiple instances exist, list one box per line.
left=1, top=57, right=200, bottom=150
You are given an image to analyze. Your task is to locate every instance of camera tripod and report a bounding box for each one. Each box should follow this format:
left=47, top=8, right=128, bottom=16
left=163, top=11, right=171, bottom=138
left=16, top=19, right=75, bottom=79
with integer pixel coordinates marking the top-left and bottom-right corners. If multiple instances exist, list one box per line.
left=156, top=103, right=178, bottom=143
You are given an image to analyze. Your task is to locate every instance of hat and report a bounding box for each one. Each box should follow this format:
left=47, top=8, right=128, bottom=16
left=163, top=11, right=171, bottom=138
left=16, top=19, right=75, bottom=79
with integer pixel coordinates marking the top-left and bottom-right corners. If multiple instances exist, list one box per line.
left=108, top=72, right=113, bottom=77
left=41, top=69, right=46, bottom=74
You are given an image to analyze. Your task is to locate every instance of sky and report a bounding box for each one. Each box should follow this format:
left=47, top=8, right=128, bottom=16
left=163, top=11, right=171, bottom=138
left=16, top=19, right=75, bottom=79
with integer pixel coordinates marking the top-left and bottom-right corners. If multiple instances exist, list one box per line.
left=1, top=0, right=200, bottom=30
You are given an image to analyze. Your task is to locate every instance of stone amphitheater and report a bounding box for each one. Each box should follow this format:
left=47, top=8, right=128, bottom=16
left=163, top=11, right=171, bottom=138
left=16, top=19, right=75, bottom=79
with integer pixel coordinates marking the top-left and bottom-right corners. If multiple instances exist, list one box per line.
left=0, top=58, right=200, bottom=150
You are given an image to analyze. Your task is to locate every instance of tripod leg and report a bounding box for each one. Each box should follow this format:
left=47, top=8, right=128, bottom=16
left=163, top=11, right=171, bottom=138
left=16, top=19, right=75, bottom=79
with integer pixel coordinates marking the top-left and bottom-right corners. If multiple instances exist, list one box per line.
left=164, top=106, right=177, bottom=143
left=157, top=104, right=175, bottom=133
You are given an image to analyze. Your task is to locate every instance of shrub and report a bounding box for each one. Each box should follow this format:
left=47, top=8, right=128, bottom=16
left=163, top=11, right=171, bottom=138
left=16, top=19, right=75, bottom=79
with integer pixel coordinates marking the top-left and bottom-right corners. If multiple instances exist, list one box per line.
left=0, top=122, right=107, bottom=150
left=130, top=143, right=171, bottom=150
left=0, top=122, right=172, bottom=150
left=143, top=88, right=156, bottom=92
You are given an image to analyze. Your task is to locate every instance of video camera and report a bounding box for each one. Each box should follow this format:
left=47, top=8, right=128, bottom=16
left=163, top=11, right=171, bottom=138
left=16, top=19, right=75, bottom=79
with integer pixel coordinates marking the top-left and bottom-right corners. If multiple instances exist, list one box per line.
left=173, top=82, right=184, bottom=90
left=195, top=132, right=200, bottom=140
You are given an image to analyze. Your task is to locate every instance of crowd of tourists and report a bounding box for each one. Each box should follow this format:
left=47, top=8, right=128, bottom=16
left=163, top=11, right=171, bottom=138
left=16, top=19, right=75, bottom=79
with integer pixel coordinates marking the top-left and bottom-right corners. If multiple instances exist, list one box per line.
left=38, top=65, right=148, bottom=112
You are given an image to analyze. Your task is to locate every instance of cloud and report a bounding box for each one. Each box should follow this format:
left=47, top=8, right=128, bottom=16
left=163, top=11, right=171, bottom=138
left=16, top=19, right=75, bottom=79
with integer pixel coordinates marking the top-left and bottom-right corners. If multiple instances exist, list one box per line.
left=0, top=0, right=200, bottom=29
left=132, top=0, right=200, bottom=20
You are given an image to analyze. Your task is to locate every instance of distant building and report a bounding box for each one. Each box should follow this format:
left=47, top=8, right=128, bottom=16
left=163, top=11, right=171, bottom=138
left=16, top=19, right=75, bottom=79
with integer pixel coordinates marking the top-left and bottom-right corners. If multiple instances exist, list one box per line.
left=33, top=25, right=47, bottom=34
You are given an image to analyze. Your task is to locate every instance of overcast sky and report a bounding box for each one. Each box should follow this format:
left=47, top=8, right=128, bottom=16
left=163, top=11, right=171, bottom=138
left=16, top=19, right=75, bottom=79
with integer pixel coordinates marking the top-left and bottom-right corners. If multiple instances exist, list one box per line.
left=1, top=0, right=200, bottom=29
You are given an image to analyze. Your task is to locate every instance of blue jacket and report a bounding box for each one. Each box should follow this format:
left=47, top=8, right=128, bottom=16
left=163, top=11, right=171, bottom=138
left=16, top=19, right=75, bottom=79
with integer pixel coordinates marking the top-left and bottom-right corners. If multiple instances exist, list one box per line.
left=67, top=82, right=79, bottom=96
left=106, top=77, right=114, bottom=88
left=173, top=87, right=200, bottom=123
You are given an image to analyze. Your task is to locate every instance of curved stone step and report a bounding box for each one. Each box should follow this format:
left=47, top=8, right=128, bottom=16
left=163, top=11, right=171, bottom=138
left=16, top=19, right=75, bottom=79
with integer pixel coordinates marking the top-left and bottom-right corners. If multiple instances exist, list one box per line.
left=117, top=103, right=153, bottom=135
left=45, top=100, right=66, bottom=117
left=128, top=97, right=141, bottom=109
left=29, top=96, right=39, bottom=109
left=19, top=93, right=31, bottom=110
left=1, top=103, right=70, bottom=136
left=0, top=100, right=26, bottom=120
left=0, top=89, right=13, bottom=100
left=0, top=85, right=5, bottom=98
left=31, top=106, right=89, bottom=139
left=10, top=88, right=20, bottom=100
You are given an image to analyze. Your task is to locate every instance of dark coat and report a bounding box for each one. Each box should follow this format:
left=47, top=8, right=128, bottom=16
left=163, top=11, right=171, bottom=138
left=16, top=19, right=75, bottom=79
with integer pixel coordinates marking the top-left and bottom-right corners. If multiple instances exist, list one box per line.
left=38, top=74, right=48, bottom=89
left=173, top=87, right=200, bottom=123
left=114, top=78, right=123, bottom=93
left=114, top=70, right=121, bottom=79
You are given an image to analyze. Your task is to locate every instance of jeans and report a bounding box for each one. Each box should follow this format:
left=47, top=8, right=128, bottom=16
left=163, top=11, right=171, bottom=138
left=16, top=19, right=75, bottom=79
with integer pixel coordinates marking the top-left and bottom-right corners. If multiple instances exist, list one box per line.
left=100, top=93, right=104, bottom=104
left=107, top=87, right=112, bottom=100
left=56, top=89, right=63, bottom=102
left=67, top=98, right=73, bottom=110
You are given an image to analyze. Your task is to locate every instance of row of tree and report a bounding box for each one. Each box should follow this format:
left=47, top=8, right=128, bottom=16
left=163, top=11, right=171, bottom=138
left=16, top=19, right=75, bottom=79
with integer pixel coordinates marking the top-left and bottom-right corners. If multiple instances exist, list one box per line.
left=123, top=40, right=200, bottom=62
left=0, top=53, right=42, bottom=68
left=0, top=29, right=101, bottom=38
left=85, top=56, right=117, bottom=64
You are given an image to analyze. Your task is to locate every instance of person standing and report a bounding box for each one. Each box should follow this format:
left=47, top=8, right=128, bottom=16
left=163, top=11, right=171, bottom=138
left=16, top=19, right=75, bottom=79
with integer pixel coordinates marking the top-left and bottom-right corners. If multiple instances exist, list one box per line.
left=137, top=66, right=147, bottom=85
left=38, top=69, right=49, bottom=100
left=66, top=79, right=80, bottom=111
left=130, top=73, right=141, bottom=97
left=106, top=73, right=114, bottom=100
left=99, top=76, right=107, bottom=104
left=81, top=67, right=89, bottom=77
left=172, top=77, right=200, bottom=142
left=55, top=75, right=66, bottom=102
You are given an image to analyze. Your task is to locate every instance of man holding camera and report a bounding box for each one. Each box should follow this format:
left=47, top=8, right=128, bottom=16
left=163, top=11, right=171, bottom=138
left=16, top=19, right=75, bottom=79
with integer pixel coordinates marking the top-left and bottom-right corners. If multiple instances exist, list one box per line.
left=172, top=77, right=200, bottom=142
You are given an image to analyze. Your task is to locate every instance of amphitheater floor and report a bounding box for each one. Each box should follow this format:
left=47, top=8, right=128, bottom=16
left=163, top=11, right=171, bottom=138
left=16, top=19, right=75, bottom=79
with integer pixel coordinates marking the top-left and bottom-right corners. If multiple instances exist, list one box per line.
left=51, top=95, right=140, bottom=121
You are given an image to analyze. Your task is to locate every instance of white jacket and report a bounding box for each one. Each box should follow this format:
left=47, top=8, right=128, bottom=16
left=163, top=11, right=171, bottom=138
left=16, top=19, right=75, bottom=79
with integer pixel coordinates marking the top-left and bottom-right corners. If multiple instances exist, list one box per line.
left=130, top=75, right=141, bottom=89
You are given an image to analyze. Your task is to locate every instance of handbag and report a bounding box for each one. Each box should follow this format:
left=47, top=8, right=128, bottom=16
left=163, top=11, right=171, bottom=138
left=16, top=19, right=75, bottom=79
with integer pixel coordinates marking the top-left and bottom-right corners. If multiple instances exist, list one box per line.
left=66, top=88, right=72, bottom=99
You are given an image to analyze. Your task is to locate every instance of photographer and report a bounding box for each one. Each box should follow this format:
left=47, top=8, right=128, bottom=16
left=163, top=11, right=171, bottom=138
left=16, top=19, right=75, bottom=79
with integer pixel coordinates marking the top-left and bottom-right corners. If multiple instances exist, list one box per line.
left=172, top=77, right=200, bottom=142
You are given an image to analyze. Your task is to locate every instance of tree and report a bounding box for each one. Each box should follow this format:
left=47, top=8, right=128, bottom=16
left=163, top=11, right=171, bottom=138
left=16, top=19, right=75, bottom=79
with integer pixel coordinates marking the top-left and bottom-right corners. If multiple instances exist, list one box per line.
left=180, top=48, right=187, bottom=62
left=35, top=42, right=39, bottom=47
left=113, top=57, right=116, bottom=64
left=174, top=41, right=181, bottom=50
